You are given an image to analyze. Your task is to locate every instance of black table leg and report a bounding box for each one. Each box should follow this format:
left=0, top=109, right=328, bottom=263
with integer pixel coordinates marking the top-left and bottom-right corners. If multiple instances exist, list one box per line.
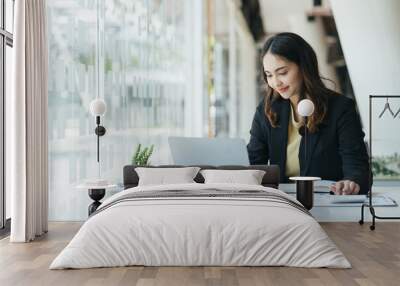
left=88, top=189, right=105, bottom=216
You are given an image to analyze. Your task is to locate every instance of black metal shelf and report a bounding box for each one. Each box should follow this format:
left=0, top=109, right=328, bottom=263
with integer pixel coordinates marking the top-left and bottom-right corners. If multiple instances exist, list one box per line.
left=359, top=95, right=400, bottom=230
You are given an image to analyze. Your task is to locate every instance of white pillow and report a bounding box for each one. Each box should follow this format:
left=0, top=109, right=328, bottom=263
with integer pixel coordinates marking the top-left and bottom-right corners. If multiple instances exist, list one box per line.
left=136, top=167, right=201, bottom=186
left=200, top=169, right=266, bottom=185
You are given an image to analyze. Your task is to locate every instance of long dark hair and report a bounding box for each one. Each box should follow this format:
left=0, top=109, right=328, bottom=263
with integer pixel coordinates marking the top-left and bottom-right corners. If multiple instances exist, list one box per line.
left=261, top=32, right=338, bottom=132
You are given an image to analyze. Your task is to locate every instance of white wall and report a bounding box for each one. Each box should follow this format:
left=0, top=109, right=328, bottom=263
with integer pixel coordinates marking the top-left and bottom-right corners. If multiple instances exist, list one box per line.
left=260, top=0, right=313, bottom=34
left=331, top=0, right=400, bottom=152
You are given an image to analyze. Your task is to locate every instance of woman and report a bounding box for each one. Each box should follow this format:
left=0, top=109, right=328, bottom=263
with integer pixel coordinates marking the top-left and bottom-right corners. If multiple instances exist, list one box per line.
left=247, top=32, right=370, bottom=195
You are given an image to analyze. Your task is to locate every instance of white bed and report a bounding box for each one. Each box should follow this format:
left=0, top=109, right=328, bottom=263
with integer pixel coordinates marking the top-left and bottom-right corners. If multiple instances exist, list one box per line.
left=50, top=183, right=351, bottom=269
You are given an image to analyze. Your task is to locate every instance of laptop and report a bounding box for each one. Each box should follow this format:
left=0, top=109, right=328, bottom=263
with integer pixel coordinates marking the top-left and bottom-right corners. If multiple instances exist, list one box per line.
left=168, top=136, right=250, bottom=165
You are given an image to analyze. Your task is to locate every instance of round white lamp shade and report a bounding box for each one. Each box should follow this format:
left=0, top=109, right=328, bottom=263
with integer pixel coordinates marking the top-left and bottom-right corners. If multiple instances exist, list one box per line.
left=297, top=99, right=314, bottom=117
left=89, top=98, right=107, bottom=116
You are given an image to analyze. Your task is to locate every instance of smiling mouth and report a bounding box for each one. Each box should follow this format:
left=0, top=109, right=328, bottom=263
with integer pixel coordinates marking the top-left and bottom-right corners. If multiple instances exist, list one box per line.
left=278, top=86, right=289, bottom=93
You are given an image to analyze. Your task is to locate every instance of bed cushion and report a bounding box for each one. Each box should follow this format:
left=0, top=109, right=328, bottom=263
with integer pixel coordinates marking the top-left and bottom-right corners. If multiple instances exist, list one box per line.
left=136, top=167, right=200, bottom=186
left=123, top=165, right=280, bottom=189
left=200, top=169, right=266, bottom=185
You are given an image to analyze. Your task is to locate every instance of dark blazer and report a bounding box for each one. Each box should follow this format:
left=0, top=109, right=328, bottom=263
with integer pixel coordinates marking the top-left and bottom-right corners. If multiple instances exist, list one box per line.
left=247, top=95, right=370, bottom=194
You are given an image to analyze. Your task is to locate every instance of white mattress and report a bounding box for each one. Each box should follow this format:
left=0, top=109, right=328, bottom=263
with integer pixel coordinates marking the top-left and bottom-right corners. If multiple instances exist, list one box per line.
left=50, top=183, right=351, bottom=269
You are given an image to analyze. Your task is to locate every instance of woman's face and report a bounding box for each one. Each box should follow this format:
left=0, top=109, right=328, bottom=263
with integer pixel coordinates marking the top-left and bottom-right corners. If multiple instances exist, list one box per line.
left=263, top=52, right=303, bottom=100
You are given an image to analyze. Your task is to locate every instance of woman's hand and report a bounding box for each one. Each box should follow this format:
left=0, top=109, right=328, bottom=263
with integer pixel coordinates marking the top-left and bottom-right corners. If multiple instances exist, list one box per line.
left=330, top=180, right=360, bottom=195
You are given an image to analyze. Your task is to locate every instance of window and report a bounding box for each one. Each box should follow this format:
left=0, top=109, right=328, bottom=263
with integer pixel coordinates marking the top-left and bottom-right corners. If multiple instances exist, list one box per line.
left=47, top=0, right=198, bottom=220
left=1, top=0, right=14, bottom=233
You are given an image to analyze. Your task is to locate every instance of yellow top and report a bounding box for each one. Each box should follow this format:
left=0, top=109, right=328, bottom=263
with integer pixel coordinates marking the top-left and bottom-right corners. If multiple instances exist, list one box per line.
left=285, top=104, right=302, bottom=177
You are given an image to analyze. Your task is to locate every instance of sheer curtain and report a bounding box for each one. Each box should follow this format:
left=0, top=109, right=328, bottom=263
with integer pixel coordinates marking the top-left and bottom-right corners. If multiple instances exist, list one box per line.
left=9, top=0, right=48, bottom=242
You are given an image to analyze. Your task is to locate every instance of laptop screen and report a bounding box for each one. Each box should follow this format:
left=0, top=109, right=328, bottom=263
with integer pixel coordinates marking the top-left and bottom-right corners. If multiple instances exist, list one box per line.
left=168, top=136, right=250, bottom=165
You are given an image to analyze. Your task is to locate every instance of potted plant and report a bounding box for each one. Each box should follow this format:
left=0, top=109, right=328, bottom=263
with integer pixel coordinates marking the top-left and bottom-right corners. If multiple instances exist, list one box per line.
left=132, top=144, right=154, bottom=166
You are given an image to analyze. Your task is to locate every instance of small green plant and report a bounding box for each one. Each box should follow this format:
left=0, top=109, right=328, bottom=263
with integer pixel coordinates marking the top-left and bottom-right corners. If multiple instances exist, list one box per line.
left=132, top=144, right=154, bottom=166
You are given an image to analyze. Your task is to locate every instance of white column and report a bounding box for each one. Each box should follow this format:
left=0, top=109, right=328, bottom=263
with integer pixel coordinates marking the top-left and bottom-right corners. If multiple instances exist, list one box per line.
left=330, top=0, right=400, bottom=138
left=236, top=13, right=257, bottom=141
left=228, top=0, right=237, bottom=138
left=184, top=0, right=205, bottom=137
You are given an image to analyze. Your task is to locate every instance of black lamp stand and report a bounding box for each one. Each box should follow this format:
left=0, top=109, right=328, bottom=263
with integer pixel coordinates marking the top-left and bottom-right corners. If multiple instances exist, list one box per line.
left=293, top=116, right=316, bottom=210
left=88, top=115, right=106, bottom=216
left=95, top=115, right=106, bottom=163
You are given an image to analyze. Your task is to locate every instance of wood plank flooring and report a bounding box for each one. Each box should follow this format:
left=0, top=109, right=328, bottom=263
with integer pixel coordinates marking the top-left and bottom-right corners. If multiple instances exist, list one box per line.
left=1, top=222, right=400, bottom=286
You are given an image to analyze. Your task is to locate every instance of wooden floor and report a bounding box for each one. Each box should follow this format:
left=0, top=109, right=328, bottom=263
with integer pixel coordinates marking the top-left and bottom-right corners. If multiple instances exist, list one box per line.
left=1, top=222, right=400, bottom=286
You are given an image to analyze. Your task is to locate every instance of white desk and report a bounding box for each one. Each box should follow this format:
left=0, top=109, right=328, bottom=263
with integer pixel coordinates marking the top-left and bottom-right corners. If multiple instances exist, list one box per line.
left=280, top=184, right=400, bottom=222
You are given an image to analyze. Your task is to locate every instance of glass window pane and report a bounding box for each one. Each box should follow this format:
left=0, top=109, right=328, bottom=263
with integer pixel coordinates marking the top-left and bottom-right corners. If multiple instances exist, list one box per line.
left=47, top=0, right=98, bottom=220
left=6, top=0, right=14, bottom=33
left=47, top=0, right=193, bottom=221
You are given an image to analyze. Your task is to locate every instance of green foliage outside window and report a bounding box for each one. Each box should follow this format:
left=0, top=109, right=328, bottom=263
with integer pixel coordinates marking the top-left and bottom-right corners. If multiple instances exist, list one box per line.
left=372, top=153, right=400, bottom=180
